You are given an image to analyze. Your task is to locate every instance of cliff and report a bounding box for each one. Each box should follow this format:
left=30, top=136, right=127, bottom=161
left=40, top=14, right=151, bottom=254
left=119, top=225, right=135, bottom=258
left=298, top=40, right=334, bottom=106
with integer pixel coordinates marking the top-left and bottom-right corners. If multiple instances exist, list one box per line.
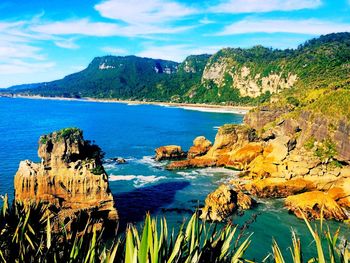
left=14, top=128, right=118, bottom=228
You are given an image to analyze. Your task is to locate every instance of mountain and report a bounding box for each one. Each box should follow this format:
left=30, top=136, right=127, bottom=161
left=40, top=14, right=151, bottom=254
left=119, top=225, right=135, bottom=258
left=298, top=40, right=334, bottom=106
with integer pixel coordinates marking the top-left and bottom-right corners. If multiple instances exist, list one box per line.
left=4, top=33, right=350, bottom=105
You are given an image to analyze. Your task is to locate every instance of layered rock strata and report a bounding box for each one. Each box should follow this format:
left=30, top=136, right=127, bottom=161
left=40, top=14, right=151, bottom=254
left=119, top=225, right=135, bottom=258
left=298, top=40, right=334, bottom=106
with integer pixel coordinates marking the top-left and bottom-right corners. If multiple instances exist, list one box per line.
left=14, top=128, right=118, bottom=229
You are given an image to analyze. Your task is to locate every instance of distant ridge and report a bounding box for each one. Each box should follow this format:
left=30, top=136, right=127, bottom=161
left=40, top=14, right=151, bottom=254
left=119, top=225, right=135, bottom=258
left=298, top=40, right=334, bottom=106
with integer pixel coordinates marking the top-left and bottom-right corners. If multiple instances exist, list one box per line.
left=4, top=32, right=350, bottom=105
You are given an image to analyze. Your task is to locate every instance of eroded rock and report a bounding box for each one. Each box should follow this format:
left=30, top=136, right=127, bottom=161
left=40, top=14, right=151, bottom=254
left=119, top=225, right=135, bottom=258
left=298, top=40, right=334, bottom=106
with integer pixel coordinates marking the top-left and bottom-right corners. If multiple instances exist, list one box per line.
left=285, top=191, right=348, bottom=221
left=200, top=185, right=255, bottom=222
left=155, top=145, right=186, bottom=161
left=188, top=136, right=212, bottom=159
left=14, top=128, right=118, bottom=230
left=246, top=178, right=315, bottom=198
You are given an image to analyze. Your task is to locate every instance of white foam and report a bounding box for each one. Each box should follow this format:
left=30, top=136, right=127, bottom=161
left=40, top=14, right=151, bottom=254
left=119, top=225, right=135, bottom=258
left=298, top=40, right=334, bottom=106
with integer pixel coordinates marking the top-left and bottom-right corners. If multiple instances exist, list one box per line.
left=136, top=156, right=164, bottom=169
left=109, top=174, right=166, bottom=187
left=103, top=163, right=118, bottom=170
left=176, top=171, right=197, bottom=179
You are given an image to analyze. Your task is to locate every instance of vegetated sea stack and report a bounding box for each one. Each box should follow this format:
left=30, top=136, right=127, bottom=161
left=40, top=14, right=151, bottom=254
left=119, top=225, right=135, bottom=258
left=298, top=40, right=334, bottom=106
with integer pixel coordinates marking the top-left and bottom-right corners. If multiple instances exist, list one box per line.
left=14, top=128, right=118, bottom=228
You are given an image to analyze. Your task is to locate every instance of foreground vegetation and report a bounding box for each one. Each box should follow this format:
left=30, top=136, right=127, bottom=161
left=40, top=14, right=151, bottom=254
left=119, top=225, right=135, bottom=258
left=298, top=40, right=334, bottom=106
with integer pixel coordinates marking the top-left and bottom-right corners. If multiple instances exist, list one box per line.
left=0, top=195, right=348, bottom=263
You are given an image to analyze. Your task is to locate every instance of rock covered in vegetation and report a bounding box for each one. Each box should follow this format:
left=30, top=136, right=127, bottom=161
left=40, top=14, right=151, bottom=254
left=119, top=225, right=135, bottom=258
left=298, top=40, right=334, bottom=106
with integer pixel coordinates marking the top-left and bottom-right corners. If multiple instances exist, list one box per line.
left=14, top=128, right=118, bottom=229
left=155, top=145, right=186, bottom=161
left=200, top=185, right=255, bottom=222
left=285, top=191, right=348, bottom=221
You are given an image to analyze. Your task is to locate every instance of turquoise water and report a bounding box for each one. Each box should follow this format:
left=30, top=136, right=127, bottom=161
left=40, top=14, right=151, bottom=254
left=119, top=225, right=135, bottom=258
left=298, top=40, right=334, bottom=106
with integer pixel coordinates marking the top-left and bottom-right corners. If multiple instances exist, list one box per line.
left=0, top=97, right=348, bottom=261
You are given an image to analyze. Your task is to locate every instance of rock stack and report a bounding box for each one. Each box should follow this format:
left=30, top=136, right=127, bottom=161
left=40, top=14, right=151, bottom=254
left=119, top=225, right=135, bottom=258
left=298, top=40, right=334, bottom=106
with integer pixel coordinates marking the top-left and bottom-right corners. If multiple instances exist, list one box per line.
left=14, top=128, right=118, bottom=229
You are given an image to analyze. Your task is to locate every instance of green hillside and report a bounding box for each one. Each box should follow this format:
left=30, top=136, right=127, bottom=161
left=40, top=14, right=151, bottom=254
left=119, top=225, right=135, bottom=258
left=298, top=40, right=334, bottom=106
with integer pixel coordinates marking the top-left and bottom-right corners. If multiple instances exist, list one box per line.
left=5, top=33, right=350, bottom=105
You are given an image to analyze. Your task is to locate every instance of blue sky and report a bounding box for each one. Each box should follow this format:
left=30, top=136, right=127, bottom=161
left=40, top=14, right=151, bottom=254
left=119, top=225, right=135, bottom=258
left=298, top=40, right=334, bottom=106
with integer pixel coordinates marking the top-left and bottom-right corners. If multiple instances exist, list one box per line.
left=1, top=0, right=350, bottom=88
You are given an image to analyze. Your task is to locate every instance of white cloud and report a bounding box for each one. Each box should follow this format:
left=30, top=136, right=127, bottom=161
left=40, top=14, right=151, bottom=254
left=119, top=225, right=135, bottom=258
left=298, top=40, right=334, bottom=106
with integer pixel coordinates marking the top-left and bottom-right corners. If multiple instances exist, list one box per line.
left=54, top=38, right=79, bottom=49
left=101, top=46, right=128, bottom=55
left=199, top=17, right=215, bottom=25
left=137, top=44, right=220, bottom=61
left=31, top=18, right=193, bottom=37
left=94, top=0, right=197, bottom=24
left=210, top=0, right=322, bottom=13
left=217, top=18, right=350, bottom=35
left=0, top=59, right=55, bottom=75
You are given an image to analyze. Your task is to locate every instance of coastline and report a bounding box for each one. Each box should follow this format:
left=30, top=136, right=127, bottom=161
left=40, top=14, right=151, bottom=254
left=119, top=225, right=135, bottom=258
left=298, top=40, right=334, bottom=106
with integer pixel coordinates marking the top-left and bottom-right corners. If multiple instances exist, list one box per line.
left=4, top=94, right=253, bottom=115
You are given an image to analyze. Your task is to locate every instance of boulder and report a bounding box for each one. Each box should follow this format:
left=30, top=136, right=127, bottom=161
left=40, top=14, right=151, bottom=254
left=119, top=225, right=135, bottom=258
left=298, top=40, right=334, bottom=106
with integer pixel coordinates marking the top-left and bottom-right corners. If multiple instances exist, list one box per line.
left=246, top=178, right=315, bottom=198
left=187, top=136, right=212, bottom=159
left=200, top=184, right=255, bottom=222
left=155, top=145, right=186, bottom=161
left=285, top=191, right=348, bottom=221
left=14, top=128, right=118, bottom=230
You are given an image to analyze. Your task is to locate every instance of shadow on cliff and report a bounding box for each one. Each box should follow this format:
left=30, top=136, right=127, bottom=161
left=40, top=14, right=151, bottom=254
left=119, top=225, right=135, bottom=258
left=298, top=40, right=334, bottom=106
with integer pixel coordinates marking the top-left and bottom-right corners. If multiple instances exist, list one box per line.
left=113, top=181, right=190, bottom=230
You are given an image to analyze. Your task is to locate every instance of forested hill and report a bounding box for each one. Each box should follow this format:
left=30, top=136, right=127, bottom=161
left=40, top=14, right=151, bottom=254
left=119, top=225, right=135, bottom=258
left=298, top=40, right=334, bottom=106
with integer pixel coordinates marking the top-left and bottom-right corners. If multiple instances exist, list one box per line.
left=4, top=33, right=350, bottom=105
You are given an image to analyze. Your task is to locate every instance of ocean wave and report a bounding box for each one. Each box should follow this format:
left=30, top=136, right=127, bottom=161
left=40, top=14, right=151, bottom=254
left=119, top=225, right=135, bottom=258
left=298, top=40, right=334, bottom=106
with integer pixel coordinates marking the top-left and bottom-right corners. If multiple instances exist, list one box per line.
left=109, top=174, right=166, bottom=187
left=176, top=167, right=240, bottom=180
left=136, top=156, right=164, bottom=169
left=176, top=171, right=197, bottom=179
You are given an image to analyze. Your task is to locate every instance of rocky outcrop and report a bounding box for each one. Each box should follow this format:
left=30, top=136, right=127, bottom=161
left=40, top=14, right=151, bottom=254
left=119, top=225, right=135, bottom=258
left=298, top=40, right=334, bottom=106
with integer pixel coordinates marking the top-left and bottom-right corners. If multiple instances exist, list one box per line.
left=246, top=178, right=315, bottom=198
left=155, top=145, right=186, bottom=161
left=200, top=185, right=255, bottom=222
left=14, top=128, right=118, bottom=229
left=188, top=136, right=212, bottom=159
left=167, top=124, right=254, bottom=170
left=285, top=191, right=348, bottom=221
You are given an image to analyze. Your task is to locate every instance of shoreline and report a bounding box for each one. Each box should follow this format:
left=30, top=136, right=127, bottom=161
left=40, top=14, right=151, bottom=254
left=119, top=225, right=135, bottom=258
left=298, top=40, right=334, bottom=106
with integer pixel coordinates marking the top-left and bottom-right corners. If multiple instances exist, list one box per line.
left=3, top=94, right=253, bottom=115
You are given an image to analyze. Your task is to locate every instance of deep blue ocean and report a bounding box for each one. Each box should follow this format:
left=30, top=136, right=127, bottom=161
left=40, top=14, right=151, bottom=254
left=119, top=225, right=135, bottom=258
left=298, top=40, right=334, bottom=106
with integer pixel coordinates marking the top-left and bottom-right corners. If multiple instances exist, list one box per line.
left=0, top=97, right=348, bottom=261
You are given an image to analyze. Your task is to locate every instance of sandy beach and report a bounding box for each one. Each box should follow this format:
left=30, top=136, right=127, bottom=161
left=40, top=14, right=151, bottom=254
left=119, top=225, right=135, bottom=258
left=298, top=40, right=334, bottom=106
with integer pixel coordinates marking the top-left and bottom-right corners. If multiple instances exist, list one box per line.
left=5, top=95, right=253, bottom=114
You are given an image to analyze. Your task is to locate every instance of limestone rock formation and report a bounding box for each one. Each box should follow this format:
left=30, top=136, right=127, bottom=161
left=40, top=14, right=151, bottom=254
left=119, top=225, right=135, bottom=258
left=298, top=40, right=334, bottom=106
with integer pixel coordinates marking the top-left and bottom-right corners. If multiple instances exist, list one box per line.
left=155, top=145, right=186, bottom=161
left=14, top=128, right=118, bottom=229
left=246, top=178, right=315, bottom=198
left=201, top=57, right=297, bottom=98
left=187, top=136, right=212, bottom=159
left=285, top=191, right=348, bottom=221
left=200, top=184, right=255, bottom=222
left=167, top=124, right=254, bottom=170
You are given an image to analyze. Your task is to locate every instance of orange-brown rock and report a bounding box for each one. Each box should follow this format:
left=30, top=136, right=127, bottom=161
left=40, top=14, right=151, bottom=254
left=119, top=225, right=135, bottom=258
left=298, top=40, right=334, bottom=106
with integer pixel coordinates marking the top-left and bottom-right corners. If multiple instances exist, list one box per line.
left=155, top=145, right=186, bottom=161
left=200, top=184, right=255, bottom=222
left=246, top=178, right=315, bottom=198
left=14, top=128, right=118, bottom=229
left=227, top=143, right=263, bottom=169
left=329, top=178, right=350, bottom=208
left=187, top=136, right=212, bottom=159
left=166, top=157, right=216, bottom=170
left=167, top=124, right=255, bottom=170
left=285, top=191, right=348, bottom=221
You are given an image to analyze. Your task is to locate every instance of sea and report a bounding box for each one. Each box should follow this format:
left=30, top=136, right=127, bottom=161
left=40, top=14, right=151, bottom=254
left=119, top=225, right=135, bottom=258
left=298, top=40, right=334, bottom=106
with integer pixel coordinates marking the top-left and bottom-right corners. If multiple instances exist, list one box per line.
left=0, top=97, right=348, bottom=261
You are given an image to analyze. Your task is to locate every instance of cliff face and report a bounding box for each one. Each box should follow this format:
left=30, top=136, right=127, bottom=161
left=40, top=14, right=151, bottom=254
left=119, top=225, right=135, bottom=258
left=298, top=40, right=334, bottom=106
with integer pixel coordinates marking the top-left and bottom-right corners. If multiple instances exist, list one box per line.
left=14, top=128, right=118, bottom=227
left=201, top=60, right=297, bottom=98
